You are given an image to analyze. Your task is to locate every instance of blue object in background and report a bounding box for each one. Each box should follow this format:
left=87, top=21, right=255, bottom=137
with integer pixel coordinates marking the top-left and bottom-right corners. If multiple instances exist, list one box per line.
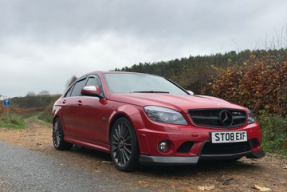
left=4, top=99, right=10, bottom=106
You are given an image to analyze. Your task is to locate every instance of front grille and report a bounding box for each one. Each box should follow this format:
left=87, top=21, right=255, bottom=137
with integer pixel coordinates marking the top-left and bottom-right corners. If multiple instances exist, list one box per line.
left=189, top=109, right=246, bottom=128
left=201, top=141, right=251, bottom=155
left=177, top=142, right=194, bottom=153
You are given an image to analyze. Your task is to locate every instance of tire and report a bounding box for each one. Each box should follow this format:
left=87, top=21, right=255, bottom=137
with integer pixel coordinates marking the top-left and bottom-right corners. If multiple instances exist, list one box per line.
left=53, top=118, right=73, bottom=150
left=110, top=117, right=139, bottom=172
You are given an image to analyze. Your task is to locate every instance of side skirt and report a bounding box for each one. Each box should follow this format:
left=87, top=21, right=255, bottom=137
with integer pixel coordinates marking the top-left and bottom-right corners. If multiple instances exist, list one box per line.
left=64, top=136, right=110, bottom=153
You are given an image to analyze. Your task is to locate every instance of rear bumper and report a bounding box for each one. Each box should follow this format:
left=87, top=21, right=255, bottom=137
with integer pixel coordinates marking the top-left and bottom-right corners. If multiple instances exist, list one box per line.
left=139, top=149, right=265, bottom=165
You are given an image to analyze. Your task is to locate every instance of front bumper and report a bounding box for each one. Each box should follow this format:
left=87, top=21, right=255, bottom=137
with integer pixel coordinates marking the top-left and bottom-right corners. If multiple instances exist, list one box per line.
left=139, top=149, right=265, bottom=165
left=136, top=121, right=264, bottom=165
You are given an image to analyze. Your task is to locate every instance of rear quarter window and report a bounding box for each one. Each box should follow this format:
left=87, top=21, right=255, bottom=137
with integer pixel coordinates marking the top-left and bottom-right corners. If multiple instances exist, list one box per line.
left=64, top=85, right=74, bottom=97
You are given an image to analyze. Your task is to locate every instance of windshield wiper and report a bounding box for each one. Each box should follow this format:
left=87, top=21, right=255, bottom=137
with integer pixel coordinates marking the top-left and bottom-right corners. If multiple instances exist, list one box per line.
left=132, top=91, right=169, bottom=93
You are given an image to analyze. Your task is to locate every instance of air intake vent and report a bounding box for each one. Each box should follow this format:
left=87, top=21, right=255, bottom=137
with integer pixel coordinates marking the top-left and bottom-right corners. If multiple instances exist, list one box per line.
left=189, top=109, right=246, bottom=128
left=250, top=139, right=258, bottom=148
left=177, top=142, right=194, bottom=153
left=201, top=142, right=251, bottom=155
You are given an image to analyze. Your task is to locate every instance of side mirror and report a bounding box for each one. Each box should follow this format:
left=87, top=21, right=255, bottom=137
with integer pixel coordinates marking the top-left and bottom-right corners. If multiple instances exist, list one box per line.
left=187, top=90, right=194, bottom=96
left=81, top=86, right=102, bottom=97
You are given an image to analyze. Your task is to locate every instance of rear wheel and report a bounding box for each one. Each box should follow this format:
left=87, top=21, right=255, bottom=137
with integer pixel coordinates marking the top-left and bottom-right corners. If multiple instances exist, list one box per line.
left=110, top=117, right=139, bottom=172
left=53, top=118, right=73, bottom=150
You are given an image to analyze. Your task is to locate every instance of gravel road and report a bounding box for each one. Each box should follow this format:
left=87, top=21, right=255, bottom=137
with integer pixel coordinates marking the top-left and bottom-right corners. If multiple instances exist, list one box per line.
left=0, top=141, right=124, bottom=192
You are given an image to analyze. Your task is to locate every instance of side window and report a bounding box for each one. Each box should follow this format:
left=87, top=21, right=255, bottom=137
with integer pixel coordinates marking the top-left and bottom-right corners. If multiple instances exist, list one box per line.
left=70, top=79, right=86, bottom=97
left=86, top=77, right=101, bottom=87
left=64, top=85, right=74, bottom=97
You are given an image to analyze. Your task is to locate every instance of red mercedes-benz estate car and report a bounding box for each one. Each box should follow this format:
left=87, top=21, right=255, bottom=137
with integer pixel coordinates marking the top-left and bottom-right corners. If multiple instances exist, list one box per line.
left=52, top=71, right=265, bottom=171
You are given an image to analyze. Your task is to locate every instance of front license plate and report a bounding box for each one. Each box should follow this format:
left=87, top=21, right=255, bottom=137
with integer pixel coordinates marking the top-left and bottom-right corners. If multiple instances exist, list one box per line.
left=211, top=131, right=247, bottom=143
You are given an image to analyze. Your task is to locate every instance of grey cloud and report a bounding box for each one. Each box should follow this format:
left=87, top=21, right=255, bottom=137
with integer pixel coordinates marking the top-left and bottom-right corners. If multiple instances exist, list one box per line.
left=1, top=0, right=285, bottom=42
left=0, top=0, right=286, bottom=97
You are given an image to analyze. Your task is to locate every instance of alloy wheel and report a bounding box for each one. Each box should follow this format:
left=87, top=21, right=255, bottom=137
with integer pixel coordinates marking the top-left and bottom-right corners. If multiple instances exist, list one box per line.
left=53, top=121, right=62, bottom=148
left=111, top=122, right=132, bottom=167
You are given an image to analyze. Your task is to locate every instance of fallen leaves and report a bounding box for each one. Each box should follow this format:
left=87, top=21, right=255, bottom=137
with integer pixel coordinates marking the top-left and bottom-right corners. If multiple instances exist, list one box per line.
left=198, top=185, right=215, bottom=191
left=222, top=178, right=234, bottom=185
left=253, top=184, right=271, bottom=191
left=138, top=181, right=150, bottom=188
left=101, top=161, right=112, bottom=164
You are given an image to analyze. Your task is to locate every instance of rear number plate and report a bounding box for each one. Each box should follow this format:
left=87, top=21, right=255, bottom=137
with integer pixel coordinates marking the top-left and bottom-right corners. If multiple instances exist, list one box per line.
left=211, top=131, right=247, bottom=143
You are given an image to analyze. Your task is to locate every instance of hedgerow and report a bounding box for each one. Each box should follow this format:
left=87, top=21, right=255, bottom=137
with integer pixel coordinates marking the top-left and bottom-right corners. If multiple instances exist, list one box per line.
left=202, top=54, right=287, bottom=116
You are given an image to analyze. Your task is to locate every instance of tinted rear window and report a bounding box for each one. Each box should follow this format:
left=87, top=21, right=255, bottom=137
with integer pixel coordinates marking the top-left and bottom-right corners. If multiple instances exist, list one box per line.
left=71, top=79, right=86, bottom=97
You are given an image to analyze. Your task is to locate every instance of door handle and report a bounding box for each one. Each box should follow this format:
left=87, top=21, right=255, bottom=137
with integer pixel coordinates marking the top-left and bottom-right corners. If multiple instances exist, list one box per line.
left=62, top=100, right=66, bottom=104
left=77, top=100, right=83, bottom=106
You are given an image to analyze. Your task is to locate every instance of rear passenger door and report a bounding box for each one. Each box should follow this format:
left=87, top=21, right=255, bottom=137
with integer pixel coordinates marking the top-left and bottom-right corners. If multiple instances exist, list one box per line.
left=60, top=84, right=77, bottom=137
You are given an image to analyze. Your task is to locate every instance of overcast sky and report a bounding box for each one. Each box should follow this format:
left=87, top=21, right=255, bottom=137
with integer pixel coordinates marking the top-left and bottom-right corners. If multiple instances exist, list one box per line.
left=0, top=0, right=286, bottom=98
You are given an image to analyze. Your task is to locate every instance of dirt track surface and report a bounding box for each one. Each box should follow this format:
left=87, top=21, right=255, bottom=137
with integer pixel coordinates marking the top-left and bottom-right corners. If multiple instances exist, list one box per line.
left=0, top=120, right=286, bottom=192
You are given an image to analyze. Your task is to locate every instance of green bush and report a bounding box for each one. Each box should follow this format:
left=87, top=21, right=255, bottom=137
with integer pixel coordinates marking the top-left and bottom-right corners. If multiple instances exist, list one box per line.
left=11, top=95, right=60, bottom=108
left=38, top=112, right=52, bottom=124
left=258, top=114, right=287, bottom=156
left=0, top=114, right=26, bottom=129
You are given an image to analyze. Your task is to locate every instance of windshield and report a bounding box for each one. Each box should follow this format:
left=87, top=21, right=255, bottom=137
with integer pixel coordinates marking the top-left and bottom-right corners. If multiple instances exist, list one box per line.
left=104, top=73, right=188, bottom=95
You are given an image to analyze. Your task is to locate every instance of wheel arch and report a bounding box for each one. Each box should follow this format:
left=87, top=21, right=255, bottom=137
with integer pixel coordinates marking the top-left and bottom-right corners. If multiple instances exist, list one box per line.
left=53, top=115, right=59, bottom=125
left=108, top=113, right=134, bottom=140
left=107, top=105, right=143, bottom=142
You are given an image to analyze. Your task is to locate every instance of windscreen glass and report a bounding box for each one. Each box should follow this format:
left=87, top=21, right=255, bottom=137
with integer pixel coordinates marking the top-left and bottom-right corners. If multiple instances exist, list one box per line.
left=104, top=73, right=187, bottom=95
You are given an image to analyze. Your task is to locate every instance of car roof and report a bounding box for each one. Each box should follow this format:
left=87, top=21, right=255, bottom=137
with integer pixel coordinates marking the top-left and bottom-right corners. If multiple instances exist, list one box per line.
left=78, top=71, right=160, bottom=80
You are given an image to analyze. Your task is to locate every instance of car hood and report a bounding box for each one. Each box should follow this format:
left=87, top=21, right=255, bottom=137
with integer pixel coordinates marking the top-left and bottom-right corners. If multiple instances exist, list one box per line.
left=109, top=93, right=246, bottom=113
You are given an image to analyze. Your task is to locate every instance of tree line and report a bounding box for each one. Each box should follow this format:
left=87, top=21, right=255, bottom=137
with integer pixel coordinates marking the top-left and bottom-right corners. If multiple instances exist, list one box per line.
left=115, top=49, right=287, bottom=94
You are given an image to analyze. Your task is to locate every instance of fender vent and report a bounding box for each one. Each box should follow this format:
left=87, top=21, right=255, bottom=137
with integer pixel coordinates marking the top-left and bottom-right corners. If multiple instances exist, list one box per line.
left=177, top=142, right=194, bottom=153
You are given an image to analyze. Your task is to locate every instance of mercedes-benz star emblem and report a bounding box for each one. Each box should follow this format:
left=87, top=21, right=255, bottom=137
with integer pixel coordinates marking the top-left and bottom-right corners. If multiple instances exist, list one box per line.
left=219, top=110, right=233, bottom=126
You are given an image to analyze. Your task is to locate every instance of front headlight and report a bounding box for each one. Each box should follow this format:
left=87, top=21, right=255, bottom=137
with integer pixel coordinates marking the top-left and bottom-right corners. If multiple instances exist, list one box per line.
left=144, top=106, right=188, bottom=125
left=247, top=109, right=255, bottom=124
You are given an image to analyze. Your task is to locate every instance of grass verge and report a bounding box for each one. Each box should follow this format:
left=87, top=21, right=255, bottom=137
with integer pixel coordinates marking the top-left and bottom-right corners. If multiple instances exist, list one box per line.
left=0, top=113, right=26, bottom=129
left=26, top=112, right=51, bottom=126
left=38, top=112, right=52, bottom=124
left=258, top=114, right=287, bottom=157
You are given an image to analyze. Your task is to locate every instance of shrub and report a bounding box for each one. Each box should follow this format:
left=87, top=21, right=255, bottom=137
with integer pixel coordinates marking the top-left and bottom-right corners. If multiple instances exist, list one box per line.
left=38, top=102, right=53, bottom=124
left=258, top=114, right=287, bottom=156
left=38, top=112, right=52, bottom=124
left=202, top=55, right=287, bottom=115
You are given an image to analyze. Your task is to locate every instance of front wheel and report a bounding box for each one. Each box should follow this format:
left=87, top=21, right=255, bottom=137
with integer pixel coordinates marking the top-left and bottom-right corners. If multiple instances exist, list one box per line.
left=53, top=118, right=73, bottom=150
left=110, top=117, right=139, bottom=172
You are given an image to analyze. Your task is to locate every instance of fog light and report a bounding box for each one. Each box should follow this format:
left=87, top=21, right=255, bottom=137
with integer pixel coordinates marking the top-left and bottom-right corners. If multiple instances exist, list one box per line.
left=158, top=141, right=169, bottom=153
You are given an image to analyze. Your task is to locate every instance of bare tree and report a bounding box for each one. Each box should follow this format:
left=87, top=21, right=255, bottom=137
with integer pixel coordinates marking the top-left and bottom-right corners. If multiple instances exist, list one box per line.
left=27, top=91, right=36, bottom=96
left=66, top=76, right=77, bottom=88
left=38, top=90, right=50, bottom=96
